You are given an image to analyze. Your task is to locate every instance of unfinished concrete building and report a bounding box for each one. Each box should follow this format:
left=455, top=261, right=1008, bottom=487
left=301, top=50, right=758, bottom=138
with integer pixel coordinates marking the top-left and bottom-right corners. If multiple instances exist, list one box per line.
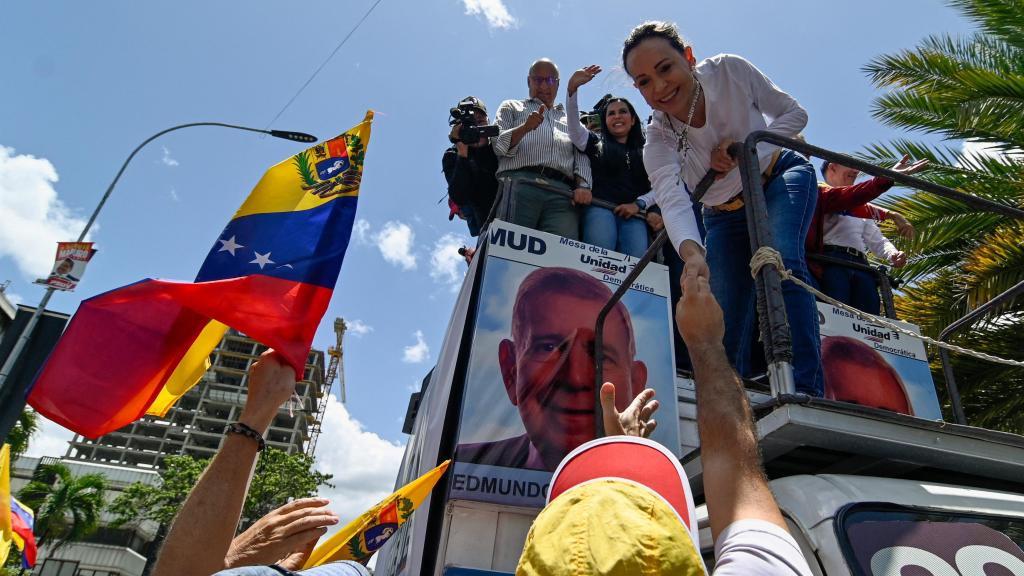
left=65, top=328, right=329, bottom=468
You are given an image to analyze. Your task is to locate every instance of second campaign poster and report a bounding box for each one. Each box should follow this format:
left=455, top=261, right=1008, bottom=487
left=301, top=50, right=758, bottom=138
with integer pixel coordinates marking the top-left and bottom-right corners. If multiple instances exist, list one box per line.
left=451, top=220, right=680, bottom=508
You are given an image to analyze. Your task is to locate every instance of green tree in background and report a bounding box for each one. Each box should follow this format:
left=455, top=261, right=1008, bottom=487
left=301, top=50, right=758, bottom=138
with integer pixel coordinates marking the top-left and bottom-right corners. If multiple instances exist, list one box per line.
left=17, top=463, right=107, bottom=552
left=6, top=409, right=39, bottom=461
left=861, top=0, right=1024, bottom=431
left=110, top=448, right=332, bottom=530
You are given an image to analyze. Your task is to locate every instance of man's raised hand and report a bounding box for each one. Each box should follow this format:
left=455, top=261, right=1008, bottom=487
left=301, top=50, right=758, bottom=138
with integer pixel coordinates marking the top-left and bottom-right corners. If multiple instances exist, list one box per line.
left=891, top=153, right=929, bottom=176
left=600, top=383, right=659, bottom=438
left=240, top=350, right=297, bottom=432
left=524, top=104, right=546, bottom=131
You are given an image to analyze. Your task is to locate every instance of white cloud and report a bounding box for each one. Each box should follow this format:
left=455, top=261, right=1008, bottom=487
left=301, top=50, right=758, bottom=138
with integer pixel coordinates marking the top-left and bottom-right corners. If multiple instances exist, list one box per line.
left=462, top=0, right=517, bottom=29
left=430, top=233, right=469, bottom=290
left=960, top=139, right=1021, bottom=163
left=402, top=330, right=430, bottom=364
left=375, top=221, right=417, bottom=270
left=353, top=218, right=371, bottom=244
left=4, top=291, right=24, bottom=306
left=346, top=318, right=374, bottom=337
left=312, top=395, right=404, bottom=534
left=23, top=412, right=75, bottom=459
left=169, top=187, right=179, bottom=202
left=0, top=145, right=91, bottom=279
left=160, top=146, right=179, bottom=167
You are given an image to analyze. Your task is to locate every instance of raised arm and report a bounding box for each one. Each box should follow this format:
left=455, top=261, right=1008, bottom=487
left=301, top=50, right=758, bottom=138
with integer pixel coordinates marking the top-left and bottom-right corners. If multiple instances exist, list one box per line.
left=153, top=351, right=298, bottom=576
left=565, top=65, right=601, bottom=152
left=675, top=267, right=788, bottom=540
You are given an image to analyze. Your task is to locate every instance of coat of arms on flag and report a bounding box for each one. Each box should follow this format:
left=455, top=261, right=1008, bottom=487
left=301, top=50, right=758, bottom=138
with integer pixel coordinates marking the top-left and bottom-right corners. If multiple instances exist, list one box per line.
left=304, top=460, right=450, bottom=567
left=29, top=112, right=373, bottom=437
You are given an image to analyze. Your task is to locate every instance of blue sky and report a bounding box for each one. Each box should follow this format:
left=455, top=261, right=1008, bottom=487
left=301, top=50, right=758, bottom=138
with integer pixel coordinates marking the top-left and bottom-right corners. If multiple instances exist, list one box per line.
left=1, top=0, right=974, bottom=522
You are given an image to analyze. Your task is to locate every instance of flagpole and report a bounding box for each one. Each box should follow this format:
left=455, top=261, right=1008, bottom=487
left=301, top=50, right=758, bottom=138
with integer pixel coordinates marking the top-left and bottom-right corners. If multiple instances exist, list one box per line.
left=0, top=122, right=318, bottom=407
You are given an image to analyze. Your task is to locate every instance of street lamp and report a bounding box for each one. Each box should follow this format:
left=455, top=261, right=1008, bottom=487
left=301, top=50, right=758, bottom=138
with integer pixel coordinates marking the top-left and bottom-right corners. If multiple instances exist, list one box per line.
left=0, top=122, right=318, bottom=395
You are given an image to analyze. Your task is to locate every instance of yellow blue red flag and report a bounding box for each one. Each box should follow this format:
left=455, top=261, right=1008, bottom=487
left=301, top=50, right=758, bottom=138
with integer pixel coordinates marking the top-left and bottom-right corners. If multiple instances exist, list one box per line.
left=29, top=112, right=373, bottom=437
left=304, top=460, right=451, bottom=567
left=9, top=497, right=35, bottom=569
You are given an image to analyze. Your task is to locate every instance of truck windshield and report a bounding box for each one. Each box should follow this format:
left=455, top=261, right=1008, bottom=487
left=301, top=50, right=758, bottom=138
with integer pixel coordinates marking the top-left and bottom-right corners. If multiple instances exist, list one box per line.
left=837, top=503, right=1024, bottom=575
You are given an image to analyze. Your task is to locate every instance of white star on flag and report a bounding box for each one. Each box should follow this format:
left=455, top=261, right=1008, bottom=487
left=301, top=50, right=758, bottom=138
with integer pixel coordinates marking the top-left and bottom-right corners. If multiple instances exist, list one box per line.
left=250, top=252, right=275, bottom=269
left=218, top=235, right=244, bottom=256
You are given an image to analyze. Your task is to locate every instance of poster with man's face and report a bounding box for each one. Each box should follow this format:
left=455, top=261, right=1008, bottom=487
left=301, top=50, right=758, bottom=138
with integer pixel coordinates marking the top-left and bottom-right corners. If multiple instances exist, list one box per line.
left=451, top=221, right=680, bottom=508
left=35, top=242, right=96, bottom=291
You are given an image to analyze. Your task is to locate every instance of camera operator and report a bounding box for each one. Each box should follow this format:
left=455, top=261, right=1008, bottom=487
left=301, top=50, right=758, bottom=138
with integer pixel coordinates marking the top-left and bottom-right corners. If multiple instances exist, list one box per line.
left=443, top=96, right=500, bottom=237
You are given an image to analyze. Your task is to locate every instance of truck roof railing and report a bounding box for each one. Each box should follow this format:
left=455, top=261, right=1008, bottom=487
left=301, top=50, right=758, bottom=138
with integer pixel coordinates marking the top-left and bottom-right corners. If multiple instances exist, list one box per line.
left=588, top=131, right=1024, bottom=430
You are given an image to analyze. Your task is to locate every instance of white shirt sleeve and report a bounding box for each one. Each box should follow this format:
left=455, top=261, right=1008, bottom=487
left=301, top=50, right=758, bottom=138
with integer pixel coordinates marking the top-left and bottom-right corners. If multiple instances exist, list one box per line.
left=728, top=55, right=808, bottom=138
left=637, top=190, right=657, bottom=208
left=643, top=128, right=704, bottom=252
left=493, top=100, right=521, bottom=158
left=862, top=220, right=898, bottom=260
left=565, top=91, right=590, bottom=152
left=712, top=520, right=814, bottom=576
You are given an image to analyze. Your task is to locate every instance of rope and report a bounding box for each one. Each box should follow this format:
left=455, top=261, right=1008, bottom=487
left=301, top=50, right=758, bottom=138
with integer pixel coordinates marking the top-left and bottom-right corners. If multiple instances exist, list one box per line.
left=749, top=246, right=1024, bottom=368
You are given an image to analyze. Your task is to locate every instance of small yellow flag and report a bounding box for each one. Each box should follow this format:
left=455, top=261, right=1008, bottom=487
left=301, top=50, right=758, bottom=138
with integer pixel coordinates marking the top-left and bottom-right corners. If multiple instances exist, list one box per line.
left=304, top=459, right=451, bottom=567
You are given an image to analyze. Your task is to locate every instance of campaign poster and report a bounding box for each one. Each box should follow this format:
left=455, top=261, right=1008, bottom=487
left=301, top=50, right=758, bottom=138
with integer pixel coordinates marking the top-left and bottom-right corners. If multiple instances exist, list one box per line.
left=34, top=242, right=96, bottom=291
left=817, top=303, right=942, bottom=420
left=451, top=220, right=680, bottom=508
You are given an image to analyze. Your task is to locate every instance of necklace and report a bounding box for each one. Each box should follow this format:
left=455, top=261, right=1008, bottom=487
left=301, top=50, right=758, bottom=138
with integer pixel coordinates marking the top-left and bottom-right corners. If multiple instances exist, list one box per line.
left=664, top=80, right=703, bottom=185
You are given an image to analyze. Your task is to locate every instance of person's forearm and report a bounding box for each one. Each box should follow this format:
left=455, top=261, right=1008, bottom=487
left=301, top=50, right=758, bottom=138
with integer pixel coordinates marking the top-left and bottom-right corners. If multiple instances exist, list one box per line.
left=506, top=123, right=532, bottom=150
left=153, top=434, right=262, bottom=576
left=690, top=343, right=785, bottom=539
left=691, top=343, right=758, bottom=461
left=565, top=91, right=589, bottom=151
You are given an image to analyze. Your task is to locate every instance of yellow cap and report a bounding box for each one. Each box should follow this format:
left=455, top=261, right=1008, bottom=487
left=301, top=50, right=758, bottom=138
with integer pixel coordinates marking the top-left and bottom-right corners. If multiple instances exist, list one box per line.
left=516, top=479, right=704, bottom=576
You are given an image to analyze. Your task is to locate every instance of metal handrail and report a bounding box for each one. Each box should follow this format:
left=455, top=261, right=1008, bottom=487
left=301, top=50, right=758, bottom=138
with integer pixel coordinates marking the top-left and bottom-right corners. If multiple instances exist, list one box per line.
left=740, top=130, right=1024, bottom=419
left=938, top=278, right=1024, bottom=425
left=592, top=169, right=720, bottom=436
left=805, top=253, right=899, bottom=319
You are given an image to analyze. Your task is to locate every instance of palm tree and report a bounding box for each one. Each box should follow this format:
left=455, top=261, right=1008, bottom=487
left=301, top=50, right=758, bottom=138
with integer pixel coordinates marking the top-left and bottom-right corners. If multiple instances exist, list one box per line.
left=6, top=409, right=39, bottom=461
left=16, top=463, right=107, bottom=552
left=860, top=0, right=1024, bottom=432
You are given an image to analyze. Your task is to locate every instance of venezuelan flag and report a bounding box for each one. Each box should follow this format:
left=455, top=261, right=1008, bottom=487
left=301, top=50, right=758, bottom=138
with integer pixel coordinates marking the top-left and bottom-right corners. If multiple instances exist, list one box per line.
left=29, top=112, right=373, bottom=437
left=10, top=498, right=36, bottom=569
left=304, top=460, right=451, bottom=567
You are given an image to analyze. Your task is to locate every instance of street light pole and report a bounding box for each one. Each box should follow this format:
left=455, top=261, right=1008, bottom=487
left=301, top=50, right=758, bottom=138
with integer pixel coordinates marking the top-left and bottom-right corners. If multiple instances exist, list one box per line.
left=0, top=122, right=318, bottom=396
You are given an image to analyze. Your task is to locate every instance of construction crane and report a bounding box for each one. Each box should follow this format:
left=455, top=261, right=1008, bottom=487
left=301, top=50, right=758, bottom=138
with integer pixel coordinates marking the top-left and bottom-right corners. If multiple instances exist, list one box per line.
left=308, top=318, right=346, bottom=456
left=325, top=317, right=347, bottom=403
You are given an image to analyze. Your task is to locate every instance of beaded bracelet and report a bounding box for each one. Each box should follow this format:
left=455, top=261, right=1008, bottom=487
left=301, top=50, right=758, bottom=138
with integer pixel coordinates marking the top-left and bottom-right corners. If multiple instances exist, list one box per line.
left=226, top=422, right=266, bottom=451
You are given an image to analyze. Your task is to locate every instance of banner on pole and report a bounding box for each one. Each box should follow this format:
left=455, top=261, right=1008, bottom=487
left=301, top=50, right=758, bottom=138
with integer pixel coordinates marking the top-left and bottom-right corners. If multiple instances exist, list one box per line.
left=34, top=242, right=96, bottom=291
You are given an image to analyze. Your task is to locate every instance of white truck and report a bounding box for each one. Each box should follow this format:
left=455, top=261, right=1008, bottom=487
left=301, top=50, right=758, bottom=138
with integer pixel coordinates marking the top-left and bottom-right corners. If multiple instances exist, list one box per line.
left=376, top=139, right=1024, bottom=575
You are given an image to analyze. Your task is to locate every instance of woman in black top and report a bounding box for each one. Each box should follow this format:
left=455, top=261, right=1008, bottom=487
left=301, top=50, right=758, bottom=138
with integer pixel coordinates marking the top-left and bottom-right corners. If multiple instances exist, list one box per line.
left=566, top=65, right=655, bottom=257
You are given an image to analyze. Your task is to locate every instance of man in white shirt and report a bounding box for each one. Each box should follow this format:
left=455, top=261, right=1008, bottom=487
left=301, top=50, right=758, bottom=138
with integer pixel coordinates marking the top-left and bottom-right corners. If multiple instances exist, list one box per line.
left=492, top=59, right=593, bottom=240
left=515, top=267, right=814, bottom=575
left=820, top=161, right=907, bottom=314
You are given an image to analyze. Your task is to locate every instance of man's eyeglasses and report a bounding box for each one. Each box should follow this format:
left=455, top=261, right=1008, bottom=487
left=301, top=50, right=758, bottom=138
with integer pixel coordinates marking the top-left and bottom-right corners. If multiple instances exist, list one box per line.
left=529, top=75, right=559, bottom=87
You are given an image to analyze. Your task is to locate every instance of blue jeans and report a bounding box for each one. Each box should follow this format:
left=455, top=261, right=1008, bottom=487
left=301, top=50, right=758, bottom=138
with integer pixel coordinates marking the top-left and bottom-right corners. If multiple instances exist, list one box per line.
left=213, top=562, right=369, bottom=576
left=582, top=206, right=649, bottom=257
left=819, top=251, right=881, bottom=315
left=702, top=150, right=823, bottom=396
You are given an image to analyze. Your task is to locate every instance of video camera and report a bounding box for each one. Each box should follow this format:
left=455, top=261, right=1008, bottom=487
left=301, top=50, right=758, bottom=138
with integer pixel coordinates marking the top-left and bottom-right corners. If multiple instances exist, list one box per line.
left=449, top=102, right=500, bottom=145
